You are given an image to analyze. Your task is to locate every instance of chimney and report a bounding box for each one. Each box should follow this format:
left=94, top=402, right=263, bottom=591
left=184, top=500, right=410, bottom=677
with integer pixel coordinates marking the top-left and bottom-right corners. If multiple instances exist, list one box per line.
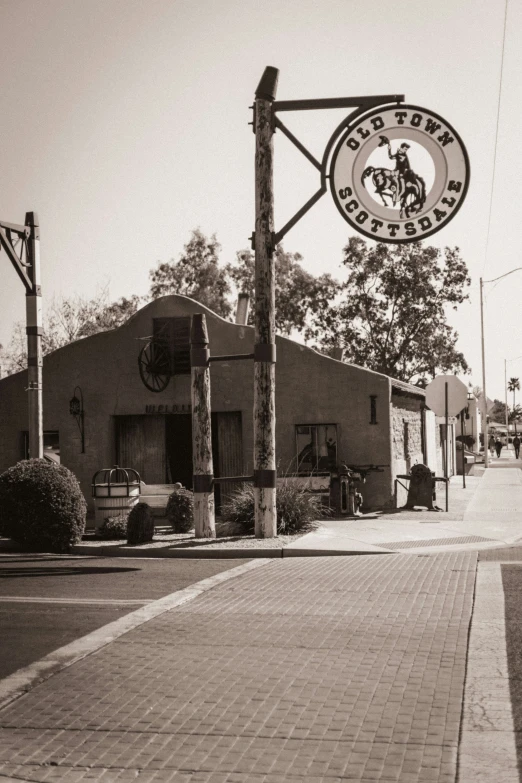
left=235, top=293, right=250, bottom=325
left=331, top=347, right=344, bottom=361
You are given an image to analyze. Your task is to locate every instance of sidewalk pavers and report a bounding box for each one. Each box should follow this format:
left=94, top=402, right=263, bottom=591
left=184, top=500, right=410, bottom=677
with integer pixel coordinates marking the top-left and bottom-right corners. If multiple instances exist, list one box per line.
left=0, top=553, right=476, bottom=782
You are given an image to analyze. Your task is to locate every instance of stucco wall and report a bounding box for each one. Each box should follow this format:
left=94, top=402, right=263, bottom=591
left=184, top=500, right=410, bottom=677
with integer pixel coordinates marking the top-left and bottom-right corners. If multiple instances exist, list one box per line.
left=424, top=410, right=438, bottom=473
left=0, top=295, right=400, bottom=511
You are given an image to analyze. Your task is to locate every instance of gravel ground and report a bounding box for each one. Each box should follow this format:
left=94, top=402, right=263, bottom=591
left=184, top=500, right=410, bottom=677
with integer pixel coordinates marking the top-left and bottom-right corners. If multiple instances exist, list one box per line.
left=81, top=529, right=307, bottom=550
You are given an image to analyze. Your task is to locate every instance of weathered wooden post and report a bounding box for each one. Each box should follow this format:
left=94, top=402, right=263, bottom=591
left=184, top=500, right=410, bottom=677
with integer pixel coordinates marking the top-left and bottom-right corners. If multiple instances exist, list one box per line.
left=253, top=67, right=278, bottom=538
left=25, top=212, right=43, bottom=459
left=190, top=314, right=215, bottom=538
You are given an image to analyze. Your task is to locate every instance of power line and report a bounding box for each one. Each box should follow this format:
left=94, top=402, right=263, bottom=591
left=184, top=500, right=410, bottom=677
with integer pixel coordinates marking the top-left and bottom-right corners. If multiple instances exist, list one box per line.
left=482, top=0, right=509, bottom=276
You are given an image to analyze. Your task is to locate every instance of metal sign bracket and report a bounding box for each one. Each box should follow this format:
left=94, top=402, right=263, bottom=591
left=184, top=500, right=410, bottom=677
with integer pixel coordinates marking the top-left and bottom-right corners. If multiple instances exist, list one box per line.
left=270, top=94, right=404, bottom=245
left=0, top=220, right=33, bottom=292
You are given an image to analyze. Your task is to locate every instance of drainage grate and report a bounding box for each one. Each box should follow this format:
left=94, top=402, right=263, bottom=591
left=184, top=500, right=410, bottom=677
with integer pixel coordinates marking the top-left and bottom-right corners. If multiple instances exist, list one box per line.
left=377, top=535, right=496, bottom=549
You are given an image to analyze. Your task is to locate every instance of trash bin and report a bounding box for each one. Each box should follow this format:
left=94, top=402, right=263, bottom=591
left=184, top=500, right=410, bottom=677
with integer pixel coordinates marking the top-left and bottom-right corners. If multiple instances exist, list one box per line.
left=91, top=465, right=141, bottom=531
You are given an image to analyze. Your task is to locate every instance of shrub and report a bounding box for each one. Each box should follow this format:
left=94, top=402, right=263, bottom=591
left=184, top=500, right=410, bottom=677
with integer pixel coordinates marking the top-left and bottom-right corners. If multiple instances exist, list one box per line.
left=127, top=502, right=155, bottom=545
left=99, top=515, right=128, bottom=539
left=220, top=481, right=322, bottom=536
left=0, top=459, right=86, bottom=553
left=456, top=434, right=475, bottom=450
left=166, top=489, right=194, bottom=534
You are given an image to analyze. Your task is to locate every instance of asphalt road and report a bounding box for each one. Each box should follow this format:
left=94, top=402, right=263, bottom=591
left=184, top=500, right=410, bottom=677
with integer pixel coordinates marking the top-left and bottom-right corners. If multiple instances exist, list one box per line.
left=0, top=554, right=250, bottom=679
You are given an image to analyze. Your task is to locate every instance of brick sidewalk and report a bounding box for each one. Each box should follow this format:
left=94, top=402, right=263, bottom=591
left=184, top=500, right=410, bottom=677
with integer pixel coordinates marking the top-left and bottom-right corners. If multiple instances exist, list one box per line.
left=0, top=553, right=476, bottom=782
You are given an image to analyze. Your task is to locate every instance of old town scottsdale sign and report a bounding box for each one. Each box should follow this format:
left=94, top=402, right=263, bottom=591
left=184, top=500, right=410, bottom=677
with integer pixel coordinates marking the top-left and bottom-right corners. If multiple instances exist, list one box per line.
left=330, top=104, right=469, bottom=243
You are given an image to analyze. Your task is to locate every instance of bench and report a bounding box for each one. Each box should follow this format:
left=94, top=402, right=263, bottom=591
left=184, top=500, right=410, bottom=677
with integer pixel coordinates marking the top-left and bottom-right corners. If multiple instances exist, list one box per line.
left=139, top=483, right=179, bottom=517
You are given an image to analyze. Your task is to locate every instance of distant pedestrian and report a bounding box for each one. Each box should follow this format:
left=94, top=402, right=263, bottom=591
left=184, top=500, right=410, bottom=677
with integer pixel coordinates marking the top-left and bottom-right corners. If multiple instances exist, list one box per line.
left=495, top=438, right=503, bottom=458
left=514, top=435, right=521, bottom=459
left=488, top=435, right=496, bottom=457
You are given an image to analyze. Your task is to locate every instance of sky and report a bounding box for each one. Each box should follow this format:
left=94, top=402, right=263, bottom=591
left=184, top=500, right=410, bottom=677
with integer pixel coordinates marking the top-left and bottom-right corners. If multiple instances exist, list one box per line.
left=0, top=0, right=520, bottom=403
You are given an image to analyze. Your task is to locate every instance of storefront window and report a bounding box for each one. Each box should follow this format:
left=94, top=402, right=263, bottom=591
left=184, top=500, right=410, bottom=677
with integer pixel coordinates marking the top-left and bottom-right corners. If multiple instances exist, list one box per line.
left=23, top=431, right=60, bottom=463
left=295, top=424, right=337, bottom=473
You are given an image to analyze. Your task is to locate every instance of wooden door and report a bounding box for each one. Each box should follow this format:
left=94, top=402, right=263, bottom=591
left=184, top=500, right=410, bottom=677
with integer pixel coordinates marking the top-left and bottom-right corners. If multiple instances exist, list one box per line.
left=216, top=412, right=243, bottom=507
left=116, top=415, right=166, bottom=483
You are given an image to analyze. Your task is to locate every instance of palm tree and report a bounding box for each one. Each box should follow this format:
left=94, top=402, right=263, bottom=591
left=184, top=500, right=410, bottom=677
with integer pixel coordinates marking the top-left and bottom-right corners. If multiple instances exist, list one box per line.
left=508, top=377, right=521, bottom=435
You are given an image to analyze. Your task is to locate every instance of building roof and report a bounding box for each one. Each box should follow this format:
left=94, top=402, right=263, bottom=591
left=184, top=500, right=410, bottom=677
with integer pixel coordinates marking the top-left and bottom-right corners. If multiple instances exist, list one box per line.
left=391, top=378, right=426, bottom=400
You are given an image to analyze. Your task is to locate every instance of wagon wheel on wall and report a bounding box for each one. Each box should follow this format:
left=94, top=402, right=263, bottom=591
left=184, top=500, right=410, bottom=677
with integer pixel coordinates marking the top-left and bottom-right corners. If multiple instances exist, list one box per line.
left=138, top=340, right=171, bottom=392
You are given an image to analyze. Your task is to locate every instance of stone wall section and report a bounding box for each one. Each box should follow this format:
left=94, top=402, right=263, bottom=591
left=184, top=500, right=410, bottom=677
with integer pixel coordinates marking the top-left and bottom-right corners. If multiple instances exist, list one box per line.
left=391, top=398, right=424, bottom=508
left=392, top=407, right=424, bottom=470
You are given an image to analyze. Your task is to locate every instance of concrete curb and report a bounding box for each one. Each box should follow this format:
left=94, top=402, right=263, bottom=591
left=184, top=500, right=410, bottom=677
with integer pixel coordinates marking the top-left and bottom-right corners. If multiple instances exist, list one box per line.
left=70, top=544, right=395, bottom=559
left=71, top=544, right=282, bottom=558
left=282, top=547, right=395, bottom=557
left=458, top=562, right=518, bottom=781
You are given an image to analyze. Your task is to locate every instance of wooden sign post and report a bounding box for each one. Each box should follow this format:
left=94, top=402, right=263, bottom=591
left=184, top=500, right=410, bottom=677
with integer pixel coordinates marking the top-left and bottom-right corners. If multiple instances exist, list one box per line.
left=248, top=69, right=469, bottom=535
left=190, top=314, right=216, bottom=538
left=253, top=67, right=278, bottom=538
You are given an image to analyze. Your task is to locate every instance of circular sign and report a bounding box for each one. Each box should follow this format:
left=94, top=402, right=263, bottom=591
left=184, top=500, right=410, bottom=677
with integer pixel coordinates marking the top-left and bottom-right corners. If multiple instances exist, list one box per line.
left=329, top=104, right=470, bottom=244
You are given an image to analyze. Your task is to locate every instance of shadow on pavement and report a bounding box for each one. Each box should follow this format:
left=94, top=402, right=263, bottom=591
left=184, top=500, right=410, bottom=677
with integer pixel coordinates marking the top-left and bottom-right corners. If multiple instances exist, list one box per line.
left=0, top=565, right=141, bottom=578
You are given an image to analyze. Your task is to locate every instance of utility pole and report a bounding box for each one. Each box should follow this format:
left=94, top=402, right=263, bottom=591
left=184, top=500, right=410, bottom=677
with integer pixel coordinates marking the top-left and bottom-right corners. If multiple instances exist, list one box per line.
left=0, top=211, right=43, bottom=458
left=25, top=212, right=43, bottom=459
left=480, top=277, right=489, bottom=468
left=253, top=67, right=278, bottom=538
left=480, top=268, right=522, bottom=469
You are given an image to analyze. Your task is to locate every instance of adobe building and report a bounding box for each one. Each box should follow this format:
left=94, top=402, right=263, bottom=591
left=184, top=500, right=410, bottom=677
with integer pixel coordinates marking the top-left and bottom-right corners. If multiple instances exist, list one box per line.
left=0, top=295, right=449, bottom=512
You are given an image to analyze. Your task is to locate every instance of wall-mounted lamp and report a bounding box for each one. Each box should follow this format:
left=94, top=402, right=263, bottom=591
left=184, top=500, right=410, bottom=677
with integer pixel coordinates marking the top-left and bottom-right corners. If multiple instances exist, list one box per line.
left=69, top=386, right=85, bottom=453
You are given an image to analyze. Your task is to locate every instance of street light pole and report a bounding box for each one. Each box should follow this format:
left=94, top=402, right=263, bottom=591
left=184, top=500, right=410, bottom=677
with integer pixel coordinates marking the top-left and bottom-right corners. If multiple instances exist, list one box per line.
left=505, top=358, right=509, bottom=448
left=480, top=267, right=522, bottom=469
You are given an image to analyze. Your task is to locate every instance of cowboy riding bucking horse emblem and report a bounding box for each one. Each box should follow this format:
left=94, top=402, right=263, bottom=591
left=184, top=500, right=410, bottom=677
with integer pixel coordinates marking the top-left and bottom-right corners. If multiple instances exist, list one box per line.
left=329, top=104, right=470, bottom=244
left=361, top=135, right=426, bottom=218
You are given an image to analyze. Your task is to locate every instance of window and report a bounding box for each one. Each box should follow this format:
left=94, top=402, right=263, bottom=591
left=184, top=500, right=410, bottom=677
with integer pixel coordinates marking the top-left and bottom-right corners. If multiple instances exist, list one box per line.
left=153, top=317, right=191, bottom=375
left=370, top=395, right=378, bottom=424
left=295, top=424, right=337, bottom=473
left=23, top=431, right=60, bottom=462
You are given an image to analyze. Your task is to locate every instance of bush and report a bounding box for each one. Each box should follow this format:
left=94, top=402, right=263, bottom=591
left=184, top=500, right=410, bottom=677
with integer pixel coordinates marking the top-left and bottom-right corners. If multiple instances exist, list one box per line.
left=0, top=459, right=86, bottom=553
left=127, top=502, right=155, bottom=545
left=98, top=516, right=128, bottom=539
left=166, top=489, right=194, bottom=533
left=456, top=434, right=475, bottom=450
left=220, top=481, right=322, bottom=536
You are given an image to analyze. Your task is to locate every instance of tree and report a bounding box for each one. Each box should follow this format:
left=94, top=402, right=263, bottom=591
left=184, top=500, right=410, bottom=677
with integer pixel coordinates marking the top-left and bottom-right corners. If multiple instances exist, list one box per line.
left=508, top=378, right=521, bottom=433
left=226, top=245, right=337, bottom=336
left=509, top=404, right=522, bottom=427
left=0, top=289, right=142, bottom=375
left=307, top=237, right=471, bottom=384
left=149, top=229, right=232, bottom=318
left=79, top=295, right=141, bottom=337
left=488, top=399, right=508, bottom=424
